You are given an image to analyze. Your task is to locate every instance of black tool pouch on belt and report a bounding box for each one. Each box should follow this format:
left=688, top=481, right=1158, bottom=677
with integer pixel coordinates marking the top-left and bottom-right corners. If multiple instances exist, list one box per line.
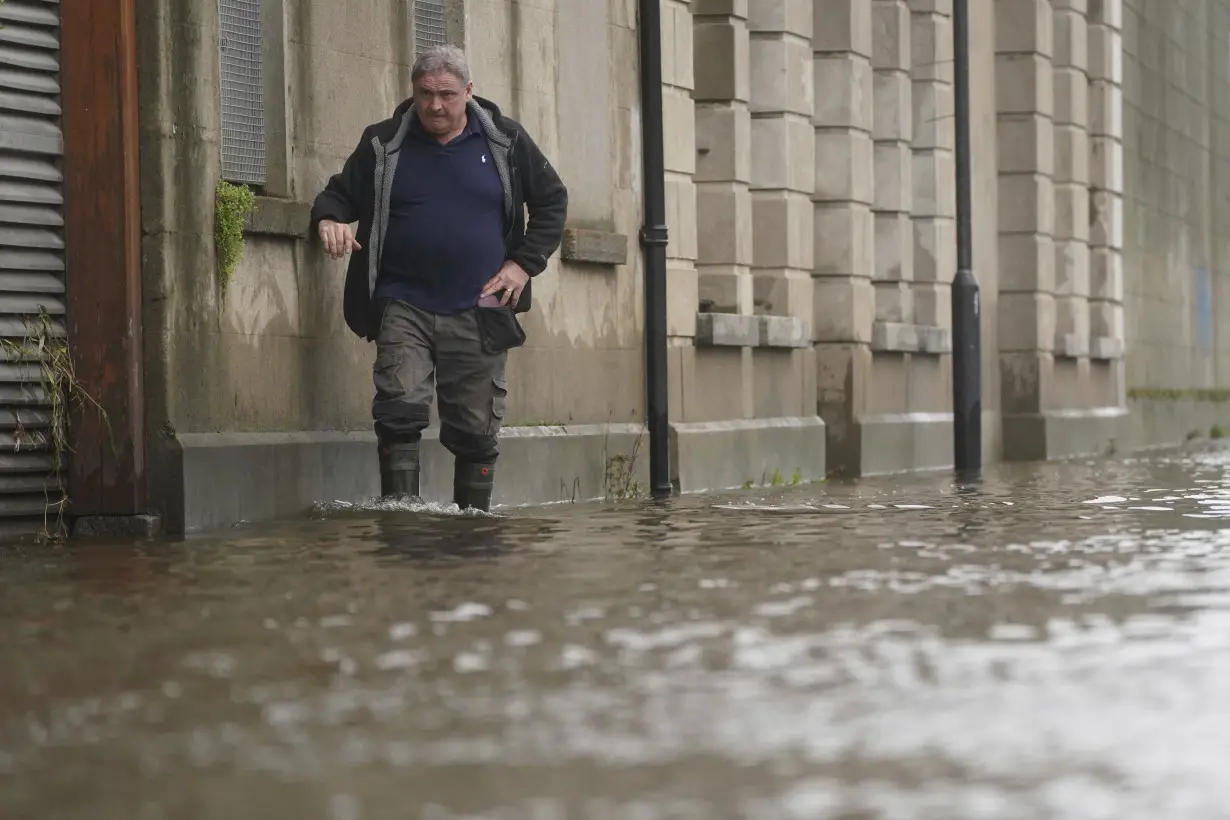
left=475, top=306, right=527, bottom=355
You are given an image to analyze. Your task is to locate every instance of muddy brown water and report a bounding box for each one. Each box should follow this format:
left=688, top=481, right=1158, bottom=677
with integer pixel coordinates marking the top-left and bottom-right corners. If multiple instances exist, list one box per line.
left=3, top=447, right=1230, bottom=819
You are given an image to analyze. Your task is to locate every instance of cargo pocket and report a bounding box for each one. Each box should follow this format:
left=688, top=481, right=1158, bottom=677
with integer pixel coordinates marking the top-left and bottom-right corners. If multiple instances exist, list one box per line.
left=475, top=306, right=527, bottom=355
left=488, top=375, right=508, bottom=436
left=372, top=348, right=403, bottom=398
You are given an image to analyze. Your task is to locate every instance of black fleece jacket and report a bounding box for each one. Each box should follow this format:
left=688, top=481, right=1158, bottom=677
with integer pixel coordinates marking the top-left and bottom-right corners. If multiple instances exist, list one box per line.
left=309, top=95, right=569, bottom=341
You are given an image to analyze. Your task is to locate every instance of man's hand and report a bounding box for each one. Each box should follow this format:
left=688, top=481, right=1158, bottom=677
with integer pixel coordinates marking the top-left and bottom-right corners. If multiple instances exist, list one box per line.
left=481, top=260, right=530, bottom=307
left=318, top=219, right=361, bottom=260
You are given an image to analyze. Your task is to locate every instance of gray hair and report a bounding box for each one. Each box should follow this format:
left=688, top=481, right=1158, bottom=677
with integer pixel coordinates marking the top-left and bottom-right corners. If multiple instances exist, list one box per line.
left=411, top=45, right=471, bottom=86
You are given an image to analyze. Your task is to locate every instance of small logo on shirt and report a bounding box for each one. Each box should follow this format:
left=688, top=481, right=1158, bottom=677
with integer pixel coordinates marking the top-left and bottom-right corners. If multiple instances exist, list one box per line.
left=481, top=154, right=487, bottom=163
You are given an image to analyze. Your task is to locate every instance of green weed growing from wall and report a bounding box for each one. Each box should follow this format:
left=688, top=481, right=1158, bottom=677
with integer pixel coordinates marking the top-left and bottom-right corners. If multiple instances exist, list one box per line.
left=214, top=180, right=256, bottom=291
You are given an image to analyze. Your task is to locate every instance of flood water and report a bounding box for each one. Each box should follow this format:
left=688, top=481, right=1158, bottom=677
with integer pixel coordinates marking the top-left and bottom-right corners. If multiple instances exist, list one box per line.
left=4, top=447, right=1230, bottom=819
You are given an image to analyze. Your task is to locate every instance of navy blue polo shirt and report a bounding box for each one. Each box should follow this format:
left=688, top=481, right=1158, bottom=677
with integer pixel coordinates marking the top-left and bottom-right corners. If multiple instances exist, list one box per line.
left=374, top=112, right=506, bottom=314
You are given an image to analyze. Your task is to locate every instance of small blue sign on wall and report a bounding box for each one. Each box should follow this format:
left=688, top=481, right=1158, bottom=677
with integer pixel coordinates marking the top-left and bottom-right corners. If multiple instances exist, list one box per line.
left=1195, top=267, right=1213, bottom=351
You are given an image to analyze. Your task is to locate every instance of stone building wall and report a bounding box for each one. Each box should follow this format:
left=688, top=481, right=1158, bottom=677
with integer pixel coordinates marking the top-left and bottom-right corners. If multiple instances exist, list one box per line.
left=1122, top=0, right=1230, bottom=447
left=135, top=0, right=1230, bottom=532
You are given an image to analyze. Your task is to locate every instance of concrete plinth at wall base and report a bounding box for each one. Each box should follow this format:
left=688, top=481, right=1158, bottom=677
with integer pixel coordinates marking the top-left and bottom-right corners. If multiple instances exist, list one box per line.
left=858, top=412, right=955, bottom=476
left=669, top=417, right=827, bottom=493
left=1128, top=397, right=1230, bottom=451
left=155, top=426, right=653, bottom=534
left=153, top=418, right=828, bottom=535
left=1001, top=406, right=1129, bottom=461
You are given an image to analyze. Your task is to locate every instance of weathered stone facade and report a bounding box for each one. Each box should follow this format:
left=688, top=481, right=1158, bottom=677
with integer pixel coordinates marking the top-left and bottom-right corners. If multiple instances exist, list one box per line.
left=131, top=0, right=1230, bottom=531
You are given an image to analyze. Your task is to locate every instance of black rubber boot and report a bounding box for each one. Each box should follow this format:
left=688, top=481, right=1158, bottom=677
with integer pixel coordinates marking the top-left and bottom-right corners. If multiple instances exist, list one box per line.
left=379, top=441, right=421, bottom=499
left=453, top=460, right=495, bottom=512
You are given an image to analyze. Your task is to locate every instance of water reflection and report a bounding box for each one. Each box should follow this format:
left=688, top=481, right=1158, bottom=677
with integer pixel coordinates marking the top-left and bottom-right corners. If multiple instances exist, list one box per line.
left=3, top=446, right=1230, bottom=818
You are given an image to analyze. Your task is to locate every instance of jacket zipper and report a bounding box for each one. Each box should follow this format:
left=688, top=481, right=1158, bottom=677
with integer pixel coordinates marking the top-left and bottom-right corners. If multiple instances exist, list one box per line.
left=504, top=132, right=519, bottom=242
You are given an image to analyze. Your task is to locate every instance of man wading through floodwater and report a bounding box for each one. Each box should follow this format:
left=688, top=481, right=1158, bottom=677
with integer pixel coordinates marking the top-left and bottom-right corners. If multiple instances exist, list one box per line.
left=311, top=45, right=568, bottom=512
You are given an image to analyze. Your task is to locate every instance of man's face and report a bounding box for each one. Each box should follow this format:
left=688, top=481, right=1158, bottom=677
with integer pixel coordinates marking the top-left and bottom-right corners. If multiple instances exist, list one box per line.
left=413, top=71, right=472, bottom=136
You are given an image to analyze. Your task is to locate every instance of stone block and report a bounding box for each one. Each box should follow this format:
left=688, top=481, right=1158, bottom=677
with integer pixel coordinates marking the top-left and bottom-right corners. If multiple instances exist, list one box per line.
left=998, top=291, right=1057, bottom=352
left=1052, top=8, right=1087, bottom=69
left=1087, top=25, right=1123, bottom=84
left=747, top=0, right=812, bottom=35
left=813, top=202, right=874, bottom=276
left=668, top=264, right=700, bottom=337
left=1088, top=135, right=1123, bottom=192
left=873, top=70, right=912, bottom=142
left=696, top=102, right=753, bottom=183
left=661, top=0, right=681, bottom=88
left=911, top=80, right=953, bottom=149
left=811, top=274, right=874, bottom=342
left=1089, top=247, right=1123, bottom=301
left=753, top=268, right=813, bottom=320
left=758, top=314, right=812, bottom=347
left=913, top=283, right=951, bottom=329
left=1088, top=300, right=1124, bottom=339
left=665, top=176, right=699, bottom=261
left=1052, top=68, right=1088, bottom=126
left=245, top=196, right=309, bottom=239
left=693, top=0, right=750, bottom=16
left=663, top=87, right=698, bottom=175
left=999, top=233, right=1056, bottom=292
left=873, top=142, right=912, bottom=212
left=1055, top=295, right=1091, bottom=337
left=910, top=0, right=952, bottom=13
left=909, top=10, right=952, bottom=83
left=1053, top=330, right=1088, bottom=359
left=697, top=182, right=755, bottom=264
left=698, top=267, right=755, bottom=313
left=996, top=0, right=1054, bottom=57
left=1054, top=238, right=1090, bottom=294
left=997, top=114, right=1054, bottom=175
left=874, top=211, right=913, bottom=280
left=919, top=324, right=952, bottom=354
left=814, top=128, right=875, bottom=203
left=998, top=173, right=1054, bottom=235
left=1088, top=189, right=1123, bottom=249
left=695, top=311, right=760, bottom=346
left=1052, top=0, right=1086, bottom=11
left=1086, top=0, right=1121, bottom=31
left=813, top=54, right=874, bottom=131
left=751, top=115, right=815, bottom=192
left=749, top=34, right=813, bottom=116
left=995, top=54, right=1054, bottom=116
left=871, top=319, right=919, bottom=350
left=1052, top=182, right=1089, bottom=241
left=1088, top=79, right=1122, bottom=139
left=1089, top=335, right=1124, bottom=360
left=813, top=0, right=873, bottom=56
left=693, top=19, right=751, bottom=102
left=671, top=416, right=827, bottom=492
left=911, top=217, right=954, bottom=283
left=1053, top=124, right=1089, bottom=183
left=561, top=229, right=630, bottom=266
left=911, top=149, right=955, bottom=218
left=872, top=0, right=911, bottom=72
left=671, top=1, right=696, bottom=91
left=753, top=190, right=813, bottom=269
left=686, top=346, right=752, bottom=421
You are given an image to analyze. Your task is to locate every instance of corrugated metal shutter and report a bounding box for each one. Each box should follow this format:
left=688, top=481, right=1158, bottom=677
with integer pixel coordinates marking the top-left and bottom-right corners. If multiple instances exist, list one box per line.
left=0, top=0, right=66, bottom=537
left=219, top=0, right=266, bottom=185
left=414, top=0, right=448, bottom=54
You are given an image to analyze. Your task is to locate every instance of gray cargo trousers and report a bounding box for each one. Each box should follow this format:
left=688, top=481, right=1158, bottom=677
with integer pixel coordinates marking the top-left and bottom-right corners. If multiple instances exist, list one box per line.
left=371, top=299, right=508, bottom=463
